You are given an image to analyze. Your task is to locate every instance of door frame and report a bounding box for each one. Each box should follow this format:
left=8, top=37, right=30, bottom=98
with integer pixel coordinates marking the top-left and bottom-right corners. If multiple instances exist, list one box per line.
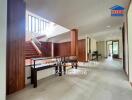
left=106, top=40, right=119, bottom=58
left=112, top=40, right=119, bottom=58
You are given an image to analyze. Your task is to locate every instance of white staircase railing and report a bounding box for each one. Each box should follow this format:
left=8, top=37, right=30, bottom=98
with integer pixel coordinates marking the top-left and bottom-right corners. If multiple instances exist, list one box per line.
left=31, top=37, right=42, bottom=55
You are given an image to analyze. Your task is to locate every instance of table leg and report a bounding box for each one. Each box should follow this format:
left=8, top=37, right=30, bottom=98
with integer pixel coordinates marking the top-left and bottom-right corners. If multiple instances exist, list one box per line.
left=55, top=65, right=58, bottom=74
left=75, top=62, right=78, bottom=69
left=72, top=63, right=74, bottom=68
left=59, top=64, right=62, bottom=76
left=31, top=67, right=33, bottom=84
left=63, top=64, right=66, bottom=75
left=33, top=69, right=37, bottom=88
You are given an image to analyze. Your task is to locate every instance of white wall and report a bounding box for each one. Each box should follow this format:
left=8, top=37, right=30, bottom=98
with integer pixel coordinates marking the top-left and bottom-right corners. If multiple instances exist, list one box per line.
left=86, top=38, right=89, bottom=61
left=0, top=0, right=7, bottom=100
left=97, top=41, right=106, bottom=58
left=119, top=37, right=123, bottom=59
left=97, top=38, right=123, bottom=59
left=124, top=15, right=129, bottom=75
left=52, top=33, right=86, bottom=43
left=91, top=38, right=97, bottom=53
left=128, top=1, right=132, bottom=82
left=25, top=67, right=55, bottom=84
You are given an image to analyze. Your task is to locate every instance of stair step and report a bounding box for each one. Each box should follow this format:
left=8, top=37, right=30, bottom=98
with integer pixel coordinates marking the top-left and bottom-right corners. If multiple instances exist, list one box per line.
left=25, top=46, right=36, bottom=48
left=25, top=52, right=38, bottom=54
left=25, top=54, right=39, bottom=56
left=25, top=49, right=36, bottom=51
left=25, top=55, right=41, bottom=57
left=25, top=55, right=40, bottom=59
left=25, top=48, right=35, bottom=50
left=25, top=41, right=42, bottom=59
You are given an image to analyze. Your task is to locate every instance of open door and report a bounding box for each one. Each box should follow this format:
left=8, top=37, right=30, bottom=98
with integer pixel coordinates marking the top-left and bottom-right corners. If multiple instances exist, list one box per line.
left=106, top=40, right=119, bottom=59
left=112, top=40, right=119, bottom=58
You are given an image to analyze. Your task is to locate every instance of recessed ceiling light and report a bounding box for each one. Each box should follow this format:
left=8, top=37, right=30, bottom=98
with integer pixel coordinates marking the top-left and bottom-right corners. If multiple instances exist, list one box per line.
left=106, top=25, right=111, bottom=28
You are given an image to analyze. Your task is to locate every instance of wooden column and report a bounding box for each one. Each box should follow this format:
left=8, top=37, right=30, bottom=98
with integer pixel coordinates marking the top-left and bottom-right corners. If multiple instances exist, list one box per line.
left=6, top=0, right=26, bottom=94
left=78, top=39, right=86, bottom=62
left=71, top=29, right=78, bottom=56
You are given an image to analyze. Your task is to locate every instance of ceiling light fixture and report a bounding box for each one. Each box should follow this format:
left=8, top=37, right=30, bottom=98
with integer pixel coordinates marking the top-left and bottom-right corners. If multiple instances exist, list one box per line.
left=106, top=25, right=111, bottom=28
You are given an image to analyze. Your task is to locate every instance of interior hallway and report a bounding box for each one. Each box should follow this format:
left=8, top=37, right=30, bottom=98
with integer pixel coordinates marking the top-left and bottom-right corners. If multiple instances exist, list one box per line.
left=7, top=59, right=132, bottom=100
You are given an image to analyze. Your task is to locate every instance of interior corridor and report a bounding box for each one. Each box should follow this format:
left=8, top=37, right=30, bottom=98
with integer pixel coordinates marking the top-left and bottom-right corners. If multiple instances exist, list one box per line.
left=7, top=59, right=132, bottom=100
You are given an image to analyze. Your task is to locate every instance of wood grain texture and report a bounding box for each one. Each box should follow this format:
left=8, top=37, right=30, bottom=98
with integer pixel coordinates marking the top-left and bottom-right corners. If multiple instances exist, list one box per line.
left=54, top=39, right=86, bottom=61
left=41, top=42, right=52, bottom=57
left=25, top=41, right=41, bottom=59
left=78, top=39, right=86, bottom=62
left=54, top=43, right=59, bottom=56
left=71, top=29, right=78, bottom=56
left=6, top=0, right=25, bottom=94
left=54, top=42, right=71, bottom=56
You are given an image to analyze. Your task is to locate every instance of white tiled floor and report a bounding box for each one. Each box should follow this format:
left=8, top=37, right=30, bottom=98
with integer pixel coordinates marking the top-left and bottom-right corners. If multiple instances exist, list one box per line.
left=7, top=59, right=132, bottom=100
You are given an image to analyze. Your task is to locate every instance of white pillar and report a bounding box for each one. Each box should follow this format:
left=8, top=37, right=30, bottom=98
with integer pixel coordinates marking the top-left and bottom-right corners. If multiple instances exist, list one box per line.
left=0, top=0, right=7, bottom=99
left=128, top=1, right=132, bottom=83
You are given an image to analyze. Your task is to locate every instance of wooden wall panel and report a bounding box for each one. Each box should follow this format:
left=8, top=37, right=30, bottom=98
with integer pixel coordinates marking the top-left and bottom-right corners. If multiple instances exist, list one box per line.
left=54, top=42, right=71, bottom=56
left=41, top=42, right=52, bottom=57
left=54, top=43, right=59, bottom=56
left=59, top=42, right=71, bottom=56
left=54, top=39, right=86, bottom=61
left=78, top=39, right=86, bottom=62
left=6, top=0, right=25, bottom=94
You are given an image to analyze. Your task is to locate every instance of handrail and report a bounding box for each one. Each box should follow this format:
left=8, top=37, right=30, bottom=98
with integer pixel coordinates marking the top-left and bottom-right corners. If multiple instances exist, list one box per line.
left=32, top=37, right=41, bottom=48
left=32, top=33, right=41, bottom=43
left=30, top=33, right=49, bottom=55
left=31, top=36, right=42, bottom=55
left=31, top=40, right=42, bottom=55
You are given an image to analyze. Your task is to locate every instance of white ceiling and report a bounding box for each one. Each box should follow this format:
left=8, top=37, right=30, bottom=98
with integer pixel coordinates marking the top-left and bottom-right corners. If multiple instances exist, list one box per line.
left=25, top=0, right=130, bottom=40
left=46, top=23, right=70, bottom=38
left=90, top=27, right=122, bottom=41
left=48, top=27, right=122, bottom=42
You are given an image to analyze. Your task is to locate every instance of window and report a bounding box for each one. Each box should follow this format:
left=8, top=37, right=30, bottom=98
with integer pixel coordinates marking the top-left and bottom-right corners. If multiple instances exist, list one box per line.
left=113, top=41, right=119, bottom=55
left=32, top=16, right=35, bottom=32
left=28, top=15, right=31, bottom=32
left=40, top=20, right=44, bottom=33
left=27, top=14, right=49, bottom=34
left=35, top=18, right=39, bottom=33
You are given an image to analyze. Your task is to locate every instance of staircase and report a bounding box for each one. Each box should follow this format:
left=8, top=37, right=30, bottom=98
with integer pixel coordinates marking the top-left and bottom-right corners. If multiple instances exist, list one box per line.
left=25, top=41, right=42, bottom=59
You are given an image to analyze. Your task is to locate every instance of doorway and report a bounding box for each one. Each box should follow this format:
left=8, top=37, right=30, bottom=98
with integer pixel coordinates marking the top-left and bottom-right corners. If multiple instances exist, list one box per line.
left=106, top=40, right=119, bottom=59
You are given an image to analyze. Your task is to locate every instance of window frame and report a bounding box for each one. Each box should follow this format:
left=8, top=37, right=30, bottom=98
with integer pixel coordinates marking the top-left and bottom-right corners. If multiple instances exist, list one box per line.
left=27, top=14, right=49, bottom=34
